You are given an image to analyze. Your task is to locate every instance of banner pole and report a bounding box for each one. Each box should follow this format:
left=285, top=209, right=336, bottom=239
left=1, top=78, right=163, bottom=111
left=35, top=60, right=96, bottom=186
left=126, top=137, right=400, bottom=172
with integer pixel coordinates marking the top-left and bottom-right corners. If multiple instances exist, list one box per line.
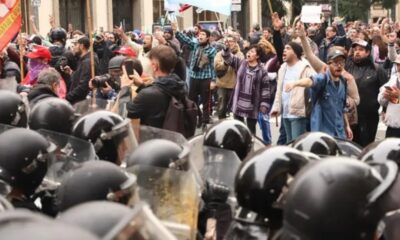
left=267, top=0, right=273, bottom=16
left=85, top=0, right=96, bottom=105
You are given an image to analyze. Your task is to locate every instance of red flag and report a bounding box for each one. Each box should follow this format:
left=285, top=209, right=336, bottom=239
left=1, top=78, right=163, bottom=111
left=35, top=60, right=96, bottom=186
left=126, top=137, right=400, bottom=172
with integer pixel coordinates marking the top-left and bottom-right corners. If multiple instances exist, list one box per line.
left=179, top=4, right=191, bottom=13
left=0, top=0, right=21, bottom=52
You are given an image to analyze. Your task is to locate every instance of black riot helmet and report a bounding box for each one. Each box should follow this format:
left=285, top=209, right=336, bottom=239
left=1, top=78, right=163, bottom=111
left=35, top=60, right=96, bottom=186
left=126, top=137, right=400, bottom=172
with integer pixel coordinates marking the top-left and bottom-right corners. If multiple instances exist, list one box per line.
left=280, top=158, right=398, bottom=240
left=126, top=139, right=183, bottom=169
left=56, top=161, right=137, bottom=212
left=292, top=132, right=341, bottom=157
left=0, top=128, right=56, bottom=196
left=204, top=119, right=253, bottom=160
left=0, top=209, right=99, bottom=240
left=72, top=111, right=136, bottom=165
left=49, top=27, right=67, bottom=44
left=0, top=90, right=27, bottom=127
left=235, top=146, right=309, bottom=219
left=359, top=138, right=400, bottom=166
left=58, top=201, right=132, bottom=238
left=29, top=98, right=75, bottom=135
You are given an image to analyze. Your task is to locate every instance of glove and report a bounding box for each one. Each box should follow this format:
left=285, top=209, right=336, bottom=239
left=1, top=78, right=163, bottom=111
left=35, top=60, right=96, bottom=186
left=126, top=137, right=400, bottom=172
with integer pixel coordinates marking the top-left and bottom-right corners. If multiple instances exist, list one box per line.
left=202, top=180, right=230, bottom=204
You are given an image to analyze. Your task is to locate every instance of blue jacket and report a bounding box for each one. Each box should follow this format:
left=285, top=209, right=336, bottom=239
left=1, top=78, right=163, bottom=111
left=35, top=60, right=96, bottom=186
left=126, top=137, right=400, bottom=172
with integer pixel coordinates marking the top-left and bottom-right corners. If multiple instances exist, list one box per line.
left=310, top=71, right=347, bottom=139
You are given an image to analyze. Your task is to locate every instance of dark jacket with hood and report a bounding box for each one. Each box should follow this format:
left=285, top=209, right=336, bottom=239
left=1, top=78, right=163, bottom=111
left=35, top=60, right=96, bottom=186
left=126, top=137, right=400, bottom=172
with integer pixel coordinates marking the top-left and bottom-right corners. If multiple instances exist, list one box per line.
left=345, top=57, right=388, bottom=116
left=27, top=85, right=58, bottom=106
left=66, top=52, right=99, bottom=105
left=123, top=74, right=187, bottom=128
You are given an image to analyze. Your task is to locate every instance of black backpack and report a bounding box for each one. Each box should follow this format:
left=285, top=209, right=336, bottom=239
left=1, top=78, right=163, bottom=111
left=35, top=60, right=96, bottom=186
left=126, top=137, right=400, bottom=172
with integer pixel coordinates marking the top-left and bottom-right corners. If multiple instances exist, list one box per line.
left=162, top=93, right=198, bottom=138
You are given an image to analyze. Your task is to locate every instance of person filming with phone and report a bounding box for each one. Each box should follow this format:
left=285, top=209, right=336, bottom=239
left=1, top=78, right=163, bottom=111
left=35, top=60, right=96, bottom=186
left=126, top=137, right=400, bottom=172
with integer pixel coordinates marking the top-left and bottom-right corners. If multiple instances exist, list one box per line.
left=378, top=55, right=400, bottom=138
left=117, top=45, right=188, bottom=128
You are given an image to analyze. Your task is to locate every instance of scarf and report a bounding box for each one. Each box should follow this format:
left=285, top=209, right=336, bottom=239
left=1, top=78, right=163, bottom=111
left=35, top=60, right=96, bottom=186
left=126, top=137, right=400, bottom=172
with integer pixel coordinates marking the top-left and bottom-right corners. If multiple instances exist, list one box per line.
left=28, top=60, right=49, bottom=85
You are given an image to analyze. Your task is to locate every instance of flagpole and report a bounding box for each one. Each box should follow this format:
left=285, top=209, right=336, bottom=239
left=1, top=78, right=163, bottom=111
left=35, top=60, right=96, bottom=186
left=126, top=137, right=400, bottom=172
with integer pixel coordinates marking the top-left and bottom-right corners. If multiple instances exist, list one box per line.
left=20, top=0, right=25, bottom=81
left=267, top=0, right=273, bottom=16
left=85, top=0, right=96, bottom=105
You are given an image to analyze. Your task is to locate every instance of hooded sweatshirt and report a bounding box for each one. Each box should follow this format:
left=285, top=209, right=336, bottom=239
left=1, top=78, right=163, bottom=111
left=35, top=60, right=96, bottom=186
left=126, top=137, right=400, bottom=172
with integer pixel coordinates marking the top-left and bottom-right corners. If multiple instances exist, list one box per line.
left=125, top=74, right=187, bottom=128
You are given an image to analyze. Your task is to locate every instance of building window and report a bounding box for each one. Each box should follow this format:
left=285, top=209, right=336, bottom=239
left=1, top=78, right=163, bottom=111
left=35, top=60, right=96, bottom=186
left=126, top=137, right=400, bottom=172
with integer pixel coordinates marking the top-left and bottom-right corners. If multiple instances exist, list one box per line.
left=153, top=0, right=165, bottom=24
left=59, top=0, right=86, bottom=32
left=113, top=0, right=133, bottom=30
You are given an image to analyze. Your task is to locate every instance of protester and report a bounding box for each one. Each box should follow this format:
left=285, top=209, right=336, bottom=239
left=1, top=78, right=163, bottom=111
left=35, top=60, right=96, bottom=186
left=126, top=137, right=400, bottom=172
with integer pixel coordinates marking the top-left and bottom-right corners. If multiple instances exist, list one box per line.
left=27, top=68, right=60, bottom=106
left=173, top=22, right=216, bottom=129
left=222, top=43, right=273, bottom=134
left=213, top=34, right=244, bottom=120
left=284, top=48, right=353, bottom=140
left=346, top=39, right=388, bottom=147
left=378, top=55, right=400, bottom=137
left=65, top=36, right=99, bottom=104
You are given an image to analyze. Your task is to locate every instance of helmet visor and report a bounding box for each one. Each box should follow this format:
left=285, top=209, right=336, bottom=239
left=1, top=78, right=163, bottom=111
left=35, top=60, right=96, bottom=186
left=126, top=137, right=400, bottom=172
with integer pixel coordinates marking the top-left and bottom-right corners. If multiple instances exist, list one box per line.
left=38, top=129, right=96, bottom=189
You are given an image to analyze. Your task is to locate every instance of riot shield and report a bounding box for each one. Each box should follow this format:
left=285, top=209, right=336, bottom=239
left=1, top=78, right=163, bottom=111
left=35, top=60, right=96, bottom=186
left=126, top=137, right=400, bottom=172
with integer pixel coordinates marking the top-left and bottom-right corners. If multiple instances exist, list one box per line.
left=73, top=98, right=115, bottom=117
left=126, top=165, right=200, bottom=240
left=199, top=146, right=242, bottom=195
left=103, top=202, right=178, bottom=240
left=131, top=125, right=188, bottom=146
left=37, top=129, right=97, bottom=189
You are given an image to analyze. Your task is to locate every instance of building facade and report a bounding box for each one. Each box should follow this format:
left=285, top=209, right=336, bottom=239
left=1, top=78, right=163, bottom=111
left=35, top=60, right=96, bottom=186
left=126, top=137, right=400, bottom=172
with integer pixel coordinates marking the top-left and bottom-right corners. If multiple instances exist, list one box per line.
left=27, top=0, right=262, bottom=37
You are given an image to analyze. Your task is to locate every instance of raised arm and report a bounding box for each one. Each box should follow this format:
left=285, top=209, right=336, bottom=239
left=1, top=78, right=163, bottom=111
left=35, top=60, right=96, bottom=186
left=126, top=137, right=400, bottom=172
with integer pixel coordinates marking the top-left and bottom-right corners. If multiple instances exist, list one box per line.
left=297, top=22, right=326, bottom=73
left=221, top=47, right=243, bottom=72
left=271, top=12, right=284, bottom=64
left=171, top=22, right=196, bottom=50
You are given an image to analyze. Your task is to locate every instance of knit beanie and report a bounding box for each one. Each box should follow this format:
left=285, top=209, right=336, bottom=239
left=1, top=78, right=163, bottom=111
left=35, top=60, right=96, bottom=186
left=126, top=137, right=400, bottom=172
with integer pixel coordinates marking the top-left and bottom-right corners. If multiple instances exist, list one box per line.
left=287, top=41, right=303, bottom=59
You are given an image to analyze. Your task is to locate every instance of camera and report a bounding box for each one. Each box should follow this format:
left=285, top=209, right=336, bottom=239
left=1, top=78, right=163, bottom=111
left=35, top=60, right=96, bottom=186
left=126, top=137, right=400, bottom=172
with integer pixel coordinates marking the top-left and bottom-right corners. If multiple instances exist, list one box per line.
left=91, top=74, right=112, bottom=88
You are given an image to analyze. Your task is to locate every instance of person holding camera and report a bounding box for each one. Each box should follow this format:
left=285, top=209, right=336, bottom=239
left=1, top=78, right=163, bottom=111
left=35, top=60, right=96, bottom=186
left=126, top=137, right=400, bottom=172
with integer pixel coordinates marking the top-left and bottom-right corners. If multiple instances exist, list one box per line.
left=88, top=56, right=143, bottom=100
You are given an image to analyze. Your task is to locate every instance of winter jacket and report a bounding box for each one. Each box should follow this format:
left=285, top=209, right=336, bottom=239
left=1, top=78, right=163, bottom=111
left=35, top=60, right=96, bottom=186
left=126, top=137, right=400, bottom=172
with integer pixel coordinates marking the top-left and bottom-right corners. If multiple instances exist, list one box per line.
left=123, top=74, right=187, bottom=128
left=66, top=52, right=99, bottom=104
left=27, top=85, right=58, bottom=106
left=271, top=60, right=315, bottom=117
left=214, top=47, right=244, bottom=89
left=345, top=57, right=388, bottom=116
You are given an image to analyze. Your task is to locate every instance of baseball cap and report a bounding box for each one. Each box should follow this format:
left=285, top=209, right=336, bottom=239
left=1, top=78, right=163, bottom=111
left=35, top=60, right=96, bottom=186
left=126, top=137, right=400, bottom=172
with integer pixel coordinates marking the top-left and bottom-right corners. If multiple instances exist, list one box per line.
left=113, top=46, right=137, bottom=58
left=327, top=49, right=346, bottom=61
left=351, top=39, right=371, bottom=50
left=26, top=46, right=52, bottom=61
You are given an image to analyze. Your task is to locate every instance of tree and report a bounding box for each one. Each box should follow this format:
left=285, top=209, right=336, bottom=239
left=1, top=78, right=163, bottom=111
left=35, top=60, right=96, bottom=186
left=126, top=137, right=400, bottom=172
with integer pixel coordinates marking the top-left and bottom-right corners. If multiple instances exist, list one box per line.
left=336, top=0, right=398, bottom=21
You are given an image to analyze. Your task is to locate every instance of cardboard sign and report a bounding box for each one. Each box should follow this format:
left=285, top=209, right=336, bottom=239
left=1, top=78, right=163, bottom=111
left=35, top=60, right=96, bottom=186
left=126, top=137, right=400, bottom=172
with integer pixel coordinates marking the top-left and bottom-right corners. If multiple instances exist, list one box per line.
left=301, top=5, right=322, bottom=23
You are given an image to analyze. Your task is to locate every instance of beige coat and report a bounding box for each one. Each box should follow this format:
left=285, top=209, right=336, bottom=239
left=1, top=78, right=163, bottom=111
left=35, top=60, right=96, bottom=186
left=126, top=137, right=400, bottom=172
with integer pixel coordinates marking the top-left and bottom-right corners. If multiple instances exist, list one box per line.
left=214, top=49, right=244, bottom=89
left=271, top=60, right=315, bottom=117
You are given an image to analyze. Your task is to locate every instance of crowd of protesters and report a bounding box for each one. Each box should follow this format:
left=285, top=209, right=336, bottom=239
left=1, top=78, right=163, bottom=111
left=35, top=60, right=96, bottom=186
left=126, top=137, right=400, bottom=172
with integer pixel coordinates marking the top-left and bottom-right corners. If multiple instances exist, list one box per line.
left=1, top=13, right=400, bottom=147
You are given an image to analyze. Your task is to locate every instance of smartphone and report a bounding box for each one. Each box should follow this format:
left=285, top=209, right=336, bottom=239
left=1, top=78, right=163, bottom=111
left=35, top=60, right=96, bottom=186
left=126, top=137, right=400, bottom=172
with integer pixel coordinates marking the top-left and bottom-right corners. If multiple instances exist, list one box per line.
left=384, top=86, right=392, bottom=90
left=124, top=60, right=135, bottom=76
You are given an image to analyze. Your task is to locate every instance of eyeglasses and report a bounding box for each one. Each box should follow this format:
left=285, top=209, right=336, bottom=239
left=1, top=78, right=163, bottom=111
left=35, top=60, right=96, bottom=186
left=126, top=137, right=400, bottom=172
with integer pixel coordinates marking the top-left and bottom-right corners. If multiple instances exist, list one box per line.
left=330, top=60, right=345, bottom=67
